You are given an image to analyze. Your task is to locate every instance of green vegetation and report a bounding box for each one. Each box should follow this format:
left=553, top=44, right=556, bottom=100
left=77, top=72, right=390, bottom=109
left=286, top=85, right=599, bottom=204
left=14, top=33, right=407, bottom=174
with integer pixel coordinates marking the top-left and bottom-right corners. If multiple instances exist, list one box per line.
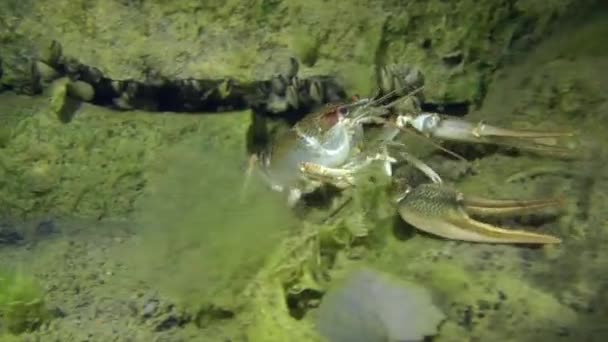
left=0, top=268, right=50, bottom=335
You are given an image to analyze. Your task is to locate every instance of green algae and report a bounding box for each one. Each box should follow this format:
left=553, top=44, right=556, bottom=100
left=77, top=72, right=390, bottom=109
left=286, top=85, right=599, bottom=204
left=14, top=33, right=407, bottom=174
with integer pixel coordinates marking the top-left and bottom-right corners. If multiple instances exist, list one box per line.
left=239, top=166, right=397, bottom=341
left=2, top=0, right=594, bottom=105
left=119, top=111, right=301, bottom=337
left=0, top=87, right=206, bottom=219
left=0, top=268, right=50, bottom=335
left=289, top=29, right=321, bottom=67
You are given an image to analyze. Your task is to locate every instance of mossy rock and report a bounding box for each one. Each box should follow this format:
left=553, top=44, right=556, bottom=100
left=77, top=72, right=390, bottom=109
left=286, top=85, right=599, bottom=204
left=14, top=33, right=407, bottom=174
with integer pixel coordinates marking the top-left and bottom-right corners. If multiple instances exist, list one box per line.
left=2, top=0, right=598, bottom=104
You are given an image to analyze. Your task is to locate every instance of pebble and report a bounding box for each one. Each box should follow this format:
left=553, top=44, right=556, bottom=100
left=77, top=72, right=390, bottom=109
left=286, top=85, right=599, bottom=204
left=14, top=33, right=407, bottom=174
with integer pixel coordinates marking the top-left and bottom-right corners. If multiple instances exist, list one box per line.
left=142, top=299, right=159, bottom=318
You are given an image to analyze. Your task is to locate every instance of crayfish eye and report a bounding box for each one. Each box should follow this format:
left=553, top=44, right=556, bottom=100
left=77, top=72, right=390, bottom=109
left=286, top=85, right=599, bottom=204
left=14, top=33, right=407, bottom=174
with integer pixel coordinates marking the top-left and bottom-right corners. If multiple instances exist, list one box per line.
left=320, top=105, right=345, bottom=127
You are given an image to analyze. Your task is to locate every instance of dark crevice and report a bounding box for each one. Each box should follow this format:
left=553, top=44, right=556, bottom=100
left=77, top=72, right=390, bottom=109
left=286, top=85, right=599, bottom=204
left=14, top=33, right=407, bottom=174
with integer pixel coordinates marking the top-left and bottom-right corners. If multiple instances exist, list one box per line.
left=25, top=41, right=476, bottom=130
left=437, top=142, right=518, bottom=161
left=421, top=38, right=432, bottom=50
left=0, top=227, right=24, bottom=245
left=154, top=315, right=190, bottom=332
left=194, top=306, right=235, bottom=329
left=373, top=17, right=391, bottom=74
left=286, top=288, right=324, bottom=320
left=441, top=51, right=463, bottom=67
left=420, top=101, right=470, bottom=117
left=32, top=41, right=348, bottom=119
left=23, top=40, right=475, bottom=126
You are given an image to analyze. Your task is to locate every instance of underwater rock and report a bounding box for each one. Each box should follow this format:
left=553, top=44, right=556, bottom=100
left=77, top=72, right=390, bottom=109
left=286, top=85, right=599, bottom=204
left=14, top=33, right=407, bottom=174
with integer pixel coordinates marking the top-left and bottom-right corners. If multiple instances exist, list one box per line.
left=0, top=0, right=601, bottom=105
left=0, top=48, right=41, bottom=95
left=141, top=298, right=159, bottom=319
left=315, top=267, right=445, bottom=342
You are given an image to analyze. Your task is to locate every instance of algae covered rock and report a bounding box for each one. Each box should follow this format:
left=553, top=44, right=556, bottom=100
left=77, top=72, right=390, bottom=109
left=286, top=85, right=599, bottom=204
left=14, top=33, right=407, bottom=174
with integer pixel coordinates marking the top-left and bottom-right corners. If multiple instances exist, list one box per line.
left=0, top=0, right=600, bottom=105
left=0, top=92, right=206, bottom=219
left=0, top=0, right=41, bottom=94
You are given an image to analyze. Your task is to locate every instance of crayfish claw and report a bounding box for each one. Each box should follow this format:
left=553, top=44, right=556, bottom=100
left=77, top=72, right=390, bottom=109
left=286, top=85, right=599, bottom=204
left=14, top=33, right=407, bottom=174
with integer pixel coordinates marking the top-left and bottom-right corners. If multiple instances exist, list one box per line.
left=406, top=114, right=576, bottom=158
left=397, top=183, right=562, bottom=245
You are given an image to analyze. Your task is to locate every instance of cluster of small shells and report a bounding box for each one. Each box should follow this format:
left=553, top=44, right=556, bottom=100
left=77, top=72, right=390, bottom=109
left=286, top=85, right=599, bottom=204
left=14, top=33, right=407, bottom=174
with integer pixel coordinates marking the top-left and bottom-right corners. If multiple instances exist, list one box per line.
left=249, top=57, right=346, bottom=115
left=376, top=64, right=426, bottom=115
left=27, top=41, right=349, bottom=117
left=34, top=41, right=98, bottom=102
left=12, top=39, right=430, bottom=122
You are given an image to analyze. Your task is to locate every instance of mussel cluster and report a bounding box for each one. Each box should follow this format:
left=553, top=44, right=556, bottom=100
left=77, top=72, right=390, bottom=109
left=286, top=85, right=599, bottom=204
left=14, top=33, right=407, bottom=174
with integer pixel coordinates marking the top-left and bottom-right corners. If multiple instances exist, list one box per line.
left=247, top=57, right=346, bottom=119
left=376, top=64, right=425, bottom=100
left=8, top=40, right=348, bottom=117
left=0, top=38, right=440, bottom=123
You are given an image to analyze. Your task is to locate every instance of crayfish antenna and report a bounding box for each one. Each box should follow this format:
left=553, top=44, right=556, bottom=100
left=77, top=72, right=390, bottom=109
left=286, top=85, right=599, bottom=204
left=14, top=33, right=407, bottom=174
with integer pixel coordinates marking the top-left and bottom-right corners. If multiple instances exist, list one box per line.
left=239, top=154, right=259, bottom=203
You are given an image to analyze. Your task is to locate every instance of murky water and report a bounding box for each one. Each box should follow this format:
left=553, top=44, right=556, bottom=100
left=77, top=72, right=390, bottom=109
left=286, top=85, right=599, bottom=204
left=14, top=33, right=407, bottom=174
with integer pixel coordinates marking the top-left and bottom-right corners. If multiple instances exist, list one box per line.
left=1, top=7, right=607, bottom=342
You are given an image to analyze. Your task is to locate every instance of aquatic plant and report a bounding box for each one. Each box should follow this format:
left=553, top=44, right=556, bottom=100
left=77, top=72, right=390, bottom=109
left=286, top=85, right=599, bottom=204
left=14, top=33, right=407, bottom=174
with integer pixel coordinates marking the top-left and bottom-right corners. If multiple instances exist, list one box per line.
left=0, top=269, right=50, bottom=334
left=242, top=166, right=399, bottom=341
